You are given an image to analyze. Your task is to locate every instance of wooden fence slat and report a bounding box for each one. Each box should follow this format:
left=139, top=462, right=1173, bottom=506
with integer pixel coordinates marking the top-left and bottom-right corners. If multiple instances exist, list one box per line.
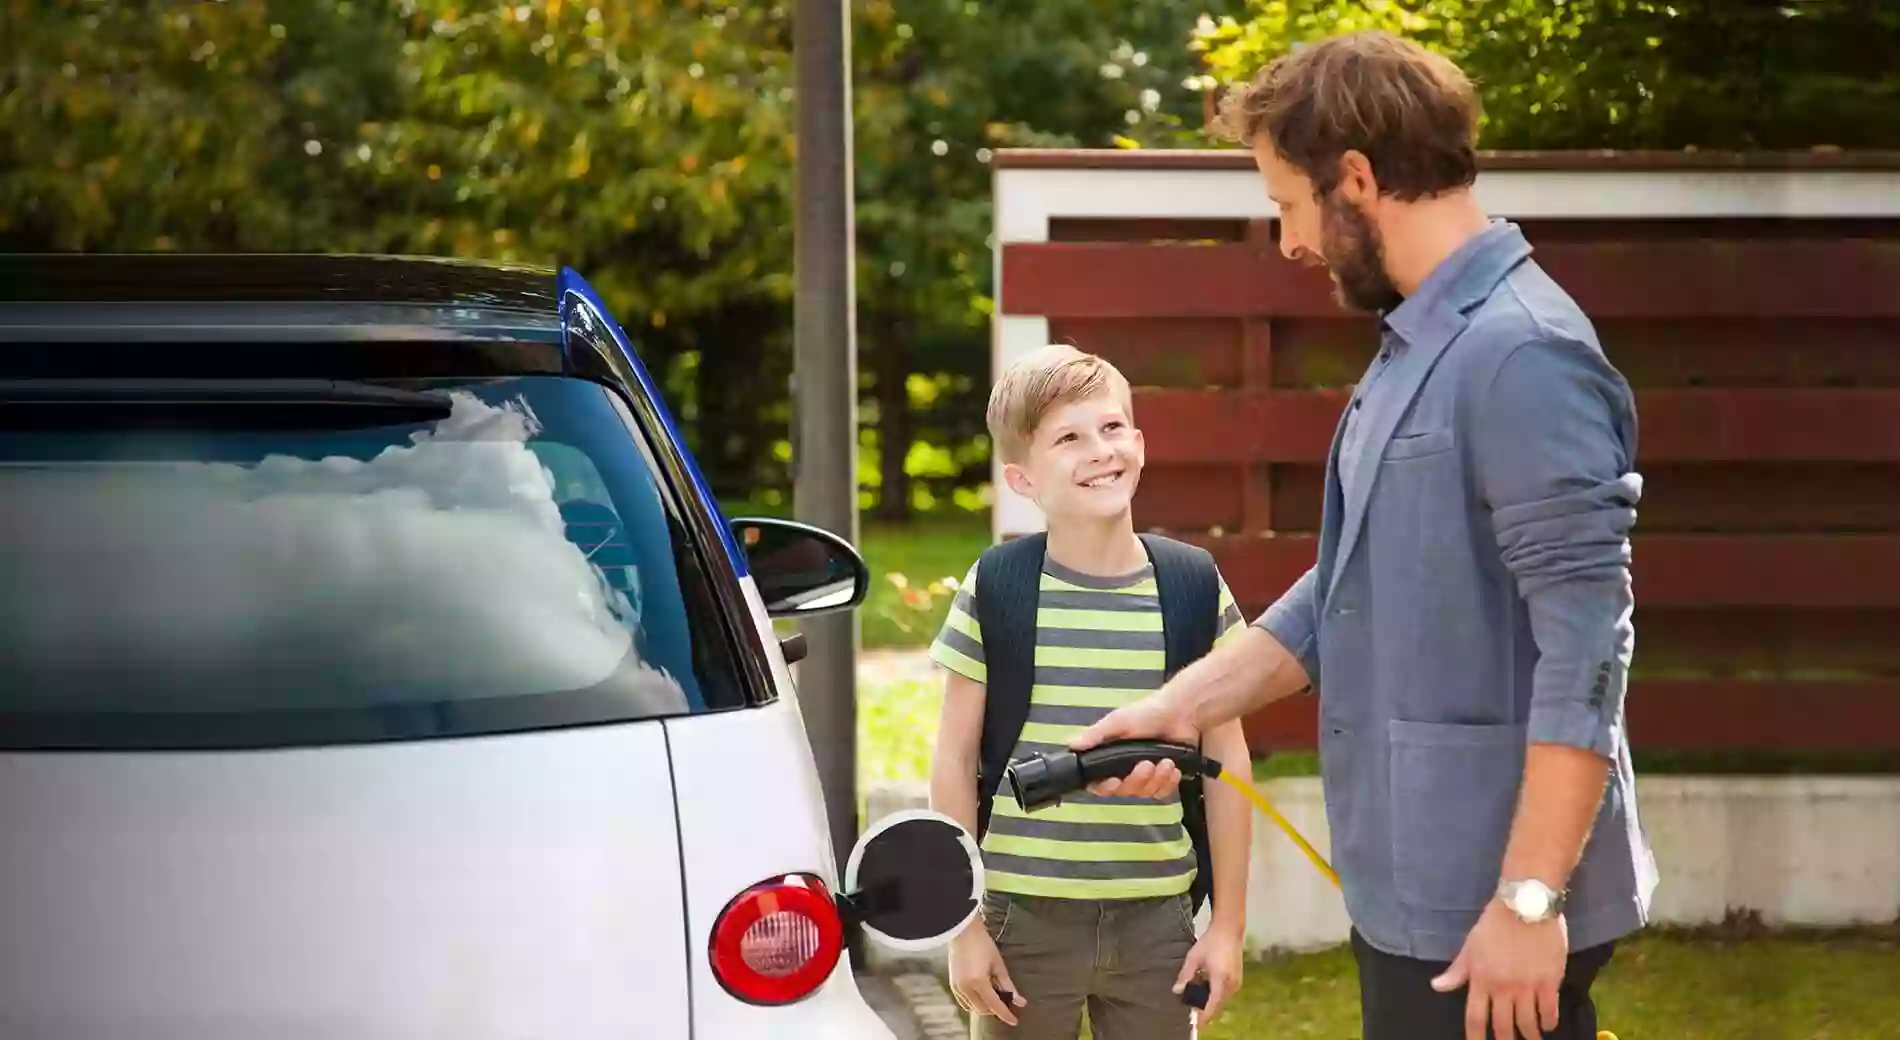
left=1209, top=460, right=1900, bottom=534
left=1240, top=679, right=1900, bottom=753
left=1629, top=608, right=1900, bottom=674
left=1636, top=389, right=1900, bottom=461
left=1271, top=315, right=1900, bottom=390
left=1047, top=317, right=1245, bottom=388
left=1131, top=464, right=1243, bottom=533
left=1007, top=242, right=1331, bottom=318
left=1002, top=240, right=1900, bottom=319
left=1132, top=388, right=1900, bottom=464
left=1134, top=388, right=1347, bottom=463
left=1185, top=534, right=1900, bottom=609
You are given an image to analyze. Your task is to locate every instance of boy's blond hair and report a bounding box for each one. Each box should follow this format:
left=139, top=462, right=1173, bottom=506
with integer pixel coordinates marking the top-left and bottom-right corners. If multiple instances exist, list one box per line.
left=986, top=344, right=1134, bottom=465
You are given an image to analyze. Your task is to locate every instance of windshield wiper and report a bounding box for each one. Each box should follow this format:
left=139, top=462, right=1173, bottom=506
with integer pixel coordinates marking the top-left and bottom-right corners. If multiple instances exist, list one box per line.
left=0, top=379, right=456, bottom=429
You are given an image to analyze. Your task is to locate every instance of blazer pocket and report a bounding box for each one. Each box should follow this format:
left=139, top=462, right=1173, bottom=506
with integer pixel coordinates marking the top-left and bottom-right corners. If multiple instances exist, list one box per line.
left=1382, top=427, right=1454, bottom=461
left=1388, top=720, right=1526, bottom=912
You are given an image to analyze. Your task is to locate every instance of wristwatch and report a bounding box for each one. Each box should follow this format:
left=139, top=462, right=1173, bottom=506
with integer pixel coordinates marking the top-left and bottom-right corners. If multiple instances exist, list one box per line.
left=1496, top=878, right=1566, bottom=923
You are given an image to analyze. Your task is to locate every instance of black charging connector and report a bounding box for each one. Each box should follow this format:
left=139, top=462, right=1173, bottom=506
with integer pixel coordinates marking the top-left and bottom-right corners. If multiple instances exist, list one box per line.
left=1004, top=740, right=1221, bottom=813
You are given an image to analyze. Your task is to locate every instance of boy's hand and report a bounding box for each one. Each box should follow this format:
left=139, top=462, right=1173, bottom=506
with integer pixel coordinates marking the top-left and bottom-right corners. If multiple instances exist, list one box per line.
left=949, top=927, right=1025, bottom=1026
left=1175, top=925, right=1244, bottom=1027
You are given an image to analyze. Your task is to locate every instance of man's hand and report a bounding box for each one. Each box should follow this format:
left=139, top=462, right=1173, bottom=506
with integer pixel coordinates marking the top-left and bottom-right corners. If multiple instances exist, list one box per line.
left=1067, top=625, right=1311, bottom=799
left=948, top=926, right=1025, bottom=1026
left=1430, top=900, right=1570, bottom=1040
left=1064, top=686, right=1197, bottom=798
left=1175, top=925, right=1244, bottom=1027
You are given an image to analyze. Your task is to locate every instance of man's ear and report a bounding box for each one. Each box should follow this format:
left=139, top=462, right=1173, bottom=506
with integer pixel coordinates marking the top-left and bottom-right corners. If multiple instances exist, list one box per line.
left=1336, top=149, right=1378, bottom=206
left=1001, top=461, right=1035, bottom=499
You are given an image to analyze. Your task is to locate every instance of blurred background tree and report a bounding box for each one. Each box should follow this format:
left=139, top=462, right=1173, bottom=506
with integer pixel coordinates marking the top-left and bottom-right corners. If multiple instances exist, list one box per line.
left=1194, top=1, right=1900, bottom=151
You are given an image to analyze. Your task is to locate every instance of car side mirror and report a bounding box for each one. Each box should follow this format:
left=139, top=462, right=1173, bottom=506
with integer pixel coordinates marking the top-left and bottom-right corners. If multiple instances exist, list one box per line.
left=730, top=516, right=870, bottom=618
left=837, top=810, right=984, bottom=952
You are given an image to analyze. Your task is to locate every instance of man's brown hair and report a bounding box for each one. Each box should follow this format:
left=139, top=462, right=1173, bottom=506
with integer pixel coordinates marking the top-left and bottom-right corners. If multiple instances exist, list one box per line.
left=1212, top=31, right=1481, bottom=201
left=986, top=344, right=1133, bottom=466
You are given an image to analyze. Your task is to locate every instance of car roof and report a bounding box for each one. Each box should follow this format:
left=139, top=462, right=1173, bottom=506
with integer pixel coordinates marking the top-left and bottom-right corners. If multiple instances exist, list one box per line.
left=0, top=254, right=563, bottom=345
left=0, top=253, right=558, bottom=308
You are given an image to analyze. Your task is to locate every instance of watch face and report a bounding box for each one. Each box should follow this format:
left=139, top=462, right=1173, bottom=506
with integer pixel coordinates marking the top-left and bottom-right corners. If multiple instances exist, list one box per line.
left=1516, top=886, right=1551, bottom=918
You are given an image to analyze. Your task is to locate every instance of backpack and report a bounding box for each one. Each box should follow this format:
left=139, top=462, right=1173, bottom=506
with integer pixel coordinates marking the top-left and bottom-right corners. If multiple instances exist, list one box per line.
left=971, top=531, right=1223, bottom=916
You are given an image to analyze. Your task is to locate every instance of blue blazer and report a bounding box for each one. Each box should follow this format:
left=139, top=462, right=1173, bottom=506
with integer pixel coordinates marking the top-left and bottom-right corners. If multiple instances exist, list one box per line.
left=1257, top=221, right=1658, bottom=961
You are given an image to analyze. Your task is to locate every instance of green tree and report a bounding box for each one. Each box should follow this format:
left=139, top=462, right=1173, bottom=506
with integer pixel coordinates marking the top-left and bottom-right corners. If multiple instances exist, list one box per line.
left=850, top=0, right=1248, bottom=519
left=1192, top=1, right=1900, bottom=150
left=1, top=0, right=804, bottom=495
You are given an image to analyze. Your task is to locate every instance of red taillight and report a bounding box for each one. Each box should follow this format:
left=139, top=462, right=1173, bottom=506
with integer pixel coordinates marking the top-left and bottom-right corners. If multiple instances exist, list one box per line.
left=709, top=872, right=845, bottom=1006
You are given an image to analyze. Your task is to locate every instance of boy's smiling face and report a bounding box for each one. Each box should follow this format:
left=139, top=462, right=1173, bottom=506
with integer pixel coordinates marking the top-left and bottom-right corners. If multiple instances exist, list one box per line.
left=1003, top=390, right=1145, bottom=524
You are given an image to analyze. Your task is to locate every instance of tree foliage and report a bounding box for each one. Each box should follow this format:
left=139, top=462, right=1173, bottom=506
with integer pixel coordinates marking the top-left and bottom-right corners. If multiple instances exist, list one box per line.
left=846, top=0, right=1246, bottom=515
left=1193, top=0, right=1900, bottom=150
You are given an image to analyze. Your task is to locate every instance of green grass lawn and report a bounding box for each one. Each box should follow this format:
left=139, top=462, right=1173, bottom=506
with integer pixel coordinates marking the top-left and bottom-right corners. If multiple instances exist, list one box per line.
left=857, top=515, right=994, bottom=650
left=1193, top=928, right=1900, bottom=1039
left=859, top=674, right=944, bottom=790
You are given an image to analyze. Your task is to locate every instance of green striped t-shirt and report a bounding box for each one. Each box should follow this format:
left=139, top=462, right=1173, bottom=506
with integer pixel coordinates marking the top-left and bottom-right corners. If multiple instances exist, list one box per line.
left=930, top=554, right=1246, bottom=901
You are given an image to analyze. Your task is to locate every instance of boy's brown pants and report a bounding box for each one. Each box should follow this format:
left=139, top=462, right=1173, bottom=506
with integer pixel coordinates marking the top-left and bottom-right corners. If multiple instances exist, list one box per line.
left=971, top=890, right=1198, bottom=1040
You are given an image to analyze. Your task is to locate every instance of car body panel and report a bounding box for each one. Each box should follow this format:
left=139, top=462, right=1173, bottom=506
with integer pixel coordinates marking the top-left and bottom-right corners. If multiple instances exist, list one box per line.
left=667, top=696, right=892, bottom=1038
left=659, top=575, right=894, bottom=1038
left=0, top=723, right=691, bottom=1040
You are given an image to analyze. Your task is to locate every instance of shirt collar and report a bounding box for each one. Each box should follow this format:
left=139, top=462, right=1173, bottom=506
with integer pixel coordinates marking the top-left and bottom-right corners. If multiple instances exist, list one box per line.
left=1380, top=219, right=1531, bottom=348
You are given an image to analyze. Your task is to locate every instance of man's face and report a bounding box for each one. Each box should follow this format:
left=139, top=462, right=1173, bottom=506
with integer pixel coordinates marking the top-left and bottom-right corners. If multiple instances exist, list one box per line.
left=1252, top=141, right=1403, bottom=315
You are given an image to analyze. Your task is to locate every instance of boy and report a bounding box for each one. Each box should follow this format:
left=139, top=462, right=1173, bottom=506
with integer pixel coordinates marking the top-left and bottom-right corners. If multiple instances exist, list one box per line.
left=928, top=344, right=1255, bottom=1038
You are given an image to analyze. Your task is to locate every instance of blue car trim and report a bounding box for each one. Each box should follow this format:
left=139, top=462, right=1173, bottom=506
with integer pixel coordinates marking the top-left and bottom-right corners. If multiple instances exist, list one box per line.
left=556, top=267, right=746, bottom=576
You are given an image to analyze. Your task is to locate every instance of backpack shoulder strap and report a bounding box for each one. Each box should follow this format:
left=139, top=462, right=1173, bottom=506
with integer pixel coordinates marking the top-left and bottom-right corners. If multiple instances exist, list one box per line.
left=1137, top=533, right=1224, bottom=914
left=972, top=532, right=1047, bottom=840
left=1138, top=533, right=1221, bottom=672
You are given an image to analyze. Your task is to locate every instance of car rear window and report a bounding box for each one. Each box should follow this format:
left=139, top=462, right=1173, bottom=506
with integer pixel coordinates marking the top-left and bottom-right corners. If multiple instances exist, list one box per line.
left=0, top=375, right=748, bottom=749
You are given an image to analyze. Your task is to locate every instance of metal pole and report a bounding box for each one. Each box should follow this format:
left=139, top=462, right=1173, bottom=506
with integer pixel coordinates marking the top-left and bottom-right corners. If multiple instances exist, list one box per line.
left=792, top=0, right=862, bottom=964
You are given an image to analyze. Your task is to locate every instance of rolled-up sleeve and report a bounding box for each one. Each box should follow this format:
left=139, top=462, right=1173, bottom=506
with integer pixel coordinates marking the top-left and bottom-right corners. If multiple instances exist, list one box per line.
left=1475, top=335, right=1641, bottom=758
left=1254, top=564, right=1321, bottom=694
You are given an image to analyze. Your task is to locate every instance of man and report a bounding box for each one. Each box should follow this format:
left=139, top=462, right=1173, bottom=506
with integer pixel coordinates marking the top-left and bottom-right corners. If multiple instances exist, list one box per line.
left=1067, top=30, right=1657, bottom=1040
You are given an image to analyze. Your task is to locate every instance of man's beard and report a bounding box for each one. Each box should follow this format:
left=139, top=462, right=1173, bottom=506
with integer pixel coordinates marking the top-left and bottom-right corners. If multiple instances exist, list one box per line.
left=1319, top=194, right=1403, bottom=316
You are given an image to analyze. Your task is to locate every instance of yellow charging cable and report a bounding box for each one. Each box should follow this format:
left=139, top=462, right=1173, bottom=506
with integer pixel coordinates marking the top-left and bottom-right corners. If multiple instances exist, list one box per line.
left=1212, top=767, right=1341, bottom=889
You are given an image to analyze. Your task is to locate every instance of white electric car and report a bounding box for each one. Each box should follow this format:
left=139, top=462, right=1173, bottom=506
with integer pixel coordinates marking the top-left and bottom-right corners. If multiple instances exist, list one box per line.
left=0, top=255, right=975, bottom=1038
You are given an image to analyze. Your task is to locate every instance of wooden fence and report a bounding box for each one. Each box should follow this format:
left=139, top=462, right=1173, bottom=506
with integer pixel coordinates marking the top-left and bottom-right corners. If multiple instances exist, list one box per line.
left=990, top=149, right=1900, bottom=755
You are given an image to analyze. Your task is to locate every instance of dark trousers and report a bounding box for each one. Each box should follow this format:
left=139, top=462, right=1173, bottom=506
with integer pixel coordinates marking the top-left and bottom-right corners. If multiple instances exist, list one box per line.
left=1352, top=929, right=1616, bottom=1040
